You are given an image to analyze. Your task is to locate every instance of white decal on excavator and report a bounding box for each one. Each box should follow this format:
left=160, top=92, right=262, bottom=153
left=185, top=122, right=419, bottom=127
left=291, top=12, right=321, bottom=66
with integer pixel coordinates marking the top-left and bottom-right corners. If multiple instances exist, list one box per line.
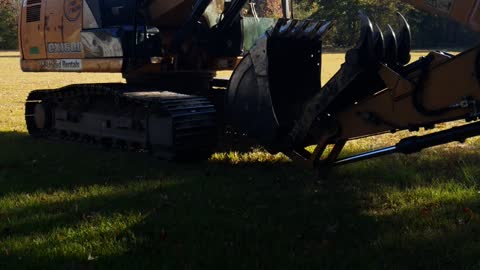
left=39, top=59, right=82, bottom=71
left=425, top=0, right=453, bottom=12
left=47, top=42, right=83, bottom=54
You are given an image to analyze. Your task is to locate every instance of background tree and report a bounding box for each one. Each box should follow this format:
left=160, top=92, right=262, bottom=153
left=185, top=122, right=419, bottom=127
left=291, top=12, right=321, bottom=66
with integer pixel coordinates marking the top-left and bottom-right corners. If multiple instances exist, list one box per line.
left=293, top=0, right=479, bottom=48
left=0, top=0, right=20, bottom=50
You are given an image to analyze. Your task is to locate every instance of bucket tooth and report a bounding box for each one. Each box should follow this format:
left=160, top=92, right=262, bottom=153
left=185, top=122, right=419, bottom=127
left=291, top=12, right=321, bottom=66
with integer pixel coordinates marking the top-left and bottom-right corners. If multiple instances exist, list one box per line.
left=346, top=13, right=375, bottom=65
left=396, top=12, right=412, bottom=65
left=271, top=18, right=287, bottom=36
left=373, top=23, right=385, bottom=61
left=315, top=21, right=333, bottom=41
left=302, top=21, right=323, bottom=40
left=291, top=20, right=310, bottom=38
left=278, top=20, right=298, bottom=37
left=383, top=24, right=398, bottom=66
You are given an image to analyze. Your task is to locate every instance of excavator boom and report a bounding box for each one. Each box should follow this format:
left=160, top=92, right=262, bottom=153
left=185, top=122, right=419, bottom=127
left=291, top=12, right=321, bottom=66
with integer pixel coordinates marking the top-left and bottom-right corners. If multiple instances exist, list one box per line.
left=227, top=1, right=480, bottom=169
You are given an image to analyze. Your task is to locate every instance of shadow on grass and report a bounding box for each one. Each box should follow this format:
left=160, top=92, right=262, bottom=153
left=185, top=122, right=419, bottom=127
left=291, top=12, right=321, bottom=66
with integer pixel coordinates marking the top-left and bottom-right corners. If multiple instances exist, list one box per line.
left=0, top=131, right=480, bottom=269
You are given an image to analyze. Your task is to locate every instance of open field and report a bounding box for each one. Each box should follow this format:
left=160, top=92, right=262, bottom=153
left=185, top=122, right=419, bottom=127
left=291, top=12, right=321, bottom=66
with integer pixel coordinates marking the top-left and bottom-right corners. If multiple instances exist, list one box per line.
left=1, top=51, right=480, bottom=269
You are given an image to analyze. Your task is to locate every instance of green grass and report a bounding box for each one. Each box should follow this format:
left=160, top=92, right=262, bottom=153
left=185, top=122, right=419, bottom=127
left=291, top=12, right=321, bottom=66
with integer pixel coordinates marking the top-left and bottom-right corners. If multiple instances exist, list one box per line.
left=1, top=51, right=480, bottom=269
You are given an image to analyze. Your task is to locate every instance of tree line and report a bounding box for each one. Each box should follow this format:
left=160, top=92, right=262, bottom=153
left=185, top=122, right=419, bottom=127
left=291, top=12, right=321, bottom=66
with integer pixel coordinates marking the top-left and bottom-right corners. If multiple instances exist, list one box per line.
left=0, top=0, right=478, bottom=50
left=0, top=0, right=20, bottom=50
left=292, top=0, right=479, bottom=49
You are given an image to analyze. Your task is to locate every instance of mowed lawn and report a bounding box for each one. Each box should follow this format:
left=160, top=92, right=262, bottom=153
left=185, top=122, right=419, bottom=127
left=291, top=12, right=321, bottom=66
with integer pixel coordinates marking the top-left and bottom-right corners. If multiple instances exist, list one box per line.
left=1, top=51, right=480, bottom=269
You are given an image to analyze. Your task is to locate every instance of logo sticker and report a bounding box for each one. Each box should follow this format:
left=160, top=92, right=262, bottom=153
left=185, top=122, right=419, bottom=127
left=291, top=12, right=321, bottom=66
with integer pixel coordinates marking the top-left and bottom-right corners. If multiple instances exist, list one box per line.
left=40, top=59, right=82, bottom=71
left=64, top=0, right=82, bottom=22
left=47, top=42, right=82, bottom=54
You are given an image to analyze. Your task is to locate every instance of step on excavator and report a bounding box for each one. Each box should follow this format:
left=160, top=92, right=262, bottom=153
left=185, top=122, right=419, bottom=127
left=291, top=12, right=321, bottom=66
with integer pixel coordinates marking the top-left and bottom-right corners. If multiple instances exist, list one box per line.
left=18, top=0, right=480, bottom=170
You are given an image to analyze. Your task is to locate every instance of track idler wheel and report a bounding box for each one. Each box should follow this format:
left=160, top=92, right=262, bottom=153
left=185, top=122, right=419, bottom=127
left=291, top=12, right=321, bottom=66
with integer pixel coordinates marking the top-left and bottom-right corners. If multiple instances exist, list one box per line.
left=25, top=93, right=53, bottom=138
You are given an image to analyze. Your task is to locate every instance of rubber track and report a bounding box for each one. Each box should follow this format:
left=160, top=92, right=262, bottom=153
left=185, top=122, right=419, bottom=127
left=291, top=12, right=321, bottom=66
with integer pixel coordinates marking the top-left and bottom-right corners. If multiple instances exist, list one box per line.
left=25, top=83, right=217, bottom=160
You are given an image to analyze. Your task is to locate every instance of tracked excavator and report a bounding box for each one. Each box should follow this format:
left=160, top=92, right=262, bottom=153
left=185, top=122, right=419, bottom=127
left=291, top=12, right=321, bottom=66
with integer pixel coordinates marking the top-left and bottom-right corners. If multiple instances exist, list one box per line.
left=18, top=0, right=480, bottom=169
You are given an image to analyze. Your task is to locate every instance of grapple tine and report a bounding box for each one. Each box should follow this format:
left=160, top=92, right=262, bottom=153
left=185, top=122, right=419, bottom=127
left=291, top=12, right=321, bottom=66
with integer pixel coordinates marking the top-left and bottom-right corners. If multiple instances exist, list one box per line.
left=373, top=23, right=385, bottom=61
left=356, top=13, right=375, bottom=51
left=384, top=24, right=398, bottom=66
left=360, top=13, right=373, bottom=31
left=346, top=13, right=375, bottom=65
left=315, top=21, right=333, bottom=41
left=396, top=12, right=412, bottom=65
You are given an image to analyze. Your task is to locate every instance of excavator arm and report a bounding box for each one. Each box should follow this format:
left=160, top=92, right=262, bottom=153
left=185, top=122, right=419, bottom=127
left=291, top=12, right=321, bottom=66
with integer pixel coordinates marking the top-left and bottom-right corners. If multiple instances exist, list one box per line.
left=227, top=0, right=480, bottom=170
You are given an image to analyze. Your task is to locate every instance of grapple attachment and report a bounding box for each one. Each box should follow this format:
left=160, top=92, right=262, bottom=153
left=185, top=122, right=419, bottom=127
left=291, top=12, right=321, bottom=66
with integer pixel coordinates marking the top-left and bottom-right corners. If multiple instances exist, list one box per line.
left=227, top=14, right=412, bottom=157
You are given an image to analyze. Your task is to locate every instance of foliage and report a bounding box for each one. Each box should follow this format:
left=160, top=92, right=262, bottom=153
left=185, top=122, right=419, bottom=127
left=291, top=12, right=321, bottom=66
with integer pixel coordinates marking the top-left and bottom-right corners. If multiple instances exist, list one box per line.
left=0, top=0, right=20, bottom=50
left=0, top=0, right=478, bottom=50
left=293, top=0, right=320, bottom=20
left=255, top=0, right=284, bottom=17
left=293, top=0, right=479, bottom=48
